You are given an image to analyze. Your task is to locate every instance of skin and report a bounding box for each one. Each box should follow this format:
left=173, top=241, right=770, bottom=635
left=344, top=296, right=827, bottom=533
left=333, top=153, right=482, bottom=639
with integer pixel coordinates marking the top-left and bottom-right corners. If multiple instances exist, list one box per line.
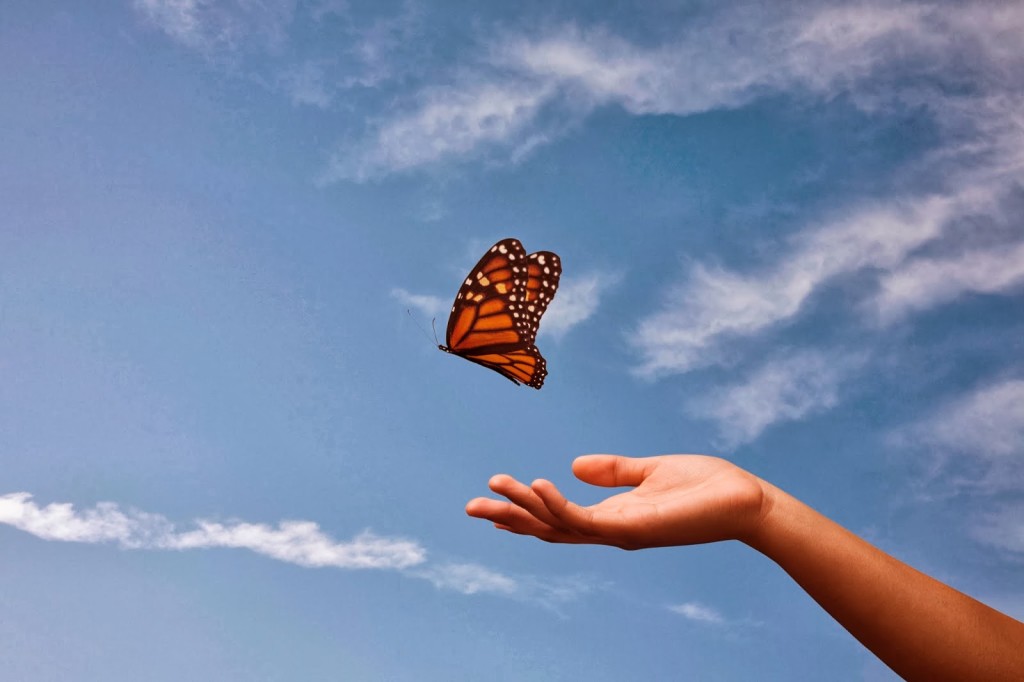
left=465, top=454, right=1024, bottom=681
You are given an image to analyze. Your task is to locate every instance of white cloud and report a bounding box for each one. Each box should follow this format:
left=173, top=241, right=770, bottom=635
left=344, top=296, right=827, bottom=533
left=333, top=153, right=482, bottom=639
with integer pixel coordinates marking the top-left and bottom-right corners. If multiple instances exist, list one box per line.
left=325, top=81, right=557, bottom=182
left=411, top=562, right=602, bottom=612
left=521, top=574, right=604, bottom=606
left=905, top=378, right=1024, bottom=459
left=164, top=522, right=423, bottom=569
left=133, top=0, right=298, bottom=54
left=278, top=61, right=334, bottom=108
left=414, top=195, right=448, bottom=223
left=316, top=2, right=1024, bottom=415
left=133, top=0, right=429, bottom=105
left=412, top=562, right=518, bottom=596
left=332, top=5, right=1024, bottom=395
left=897, top=378, right=1024, bottom=493
left=132, top=1, right=1024, bottom=182
left=633, top=195, right=953, bottom=378
left=667, top=602, right=725, bottom=625
left=688, top=350, right=865, bottom=448
left=307, top=0, right=348, bottom=23
left=341, top=0, right=424, bottom=89
left=540, top=272, right=619, bottom=341
left=333, top=3, right=1024, bottom=180
left=972, top=504, right=1024, bottom=556
left=392, top=287, right=447, bottom=321
left=872, top=240, right=1024, bottom=322
left=629, top=84, right=1023, bottom=379
left=0, top=492, right=425, bottom=570
left=0, top=493, right=172, bottom=546
left=0, top=493, right=599, bottom=608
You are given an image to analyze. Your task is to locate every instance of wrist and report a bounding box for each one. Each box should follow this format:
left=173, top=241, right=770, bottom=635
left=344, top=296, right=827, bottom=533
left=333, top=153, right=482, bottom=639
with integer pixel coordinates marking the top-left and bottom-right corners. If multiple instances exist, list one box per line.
left=739, top=479, right=791, bottom=554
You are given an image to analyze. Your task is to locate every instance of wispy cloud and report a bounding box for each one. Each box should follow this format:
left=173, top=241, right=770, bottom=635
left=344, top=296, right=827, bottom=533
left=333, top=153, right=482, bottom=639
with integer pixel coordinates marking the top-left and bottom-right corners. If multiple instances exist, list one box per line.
left=277, top=60, right=335, bottom=108
left=633, top=195, right=954, bottom=378
left=904, top=378, right=1024, bottom=459
left=688, top=349, right=865, bottom=449
left=611, top=4, right=1024, bottom=387
left=0, top=492, right=600, bottom=609
left=324, top=81, right=557, bottom=182
left=341, top=0, right=424, bottom=89
left=132, top=0, right=298, bottom=55
left=871, top=240, right=1024, bottom=323
left=412, top=562, right=518, bottom=596
left=337, top=4, right=1024, bottom=445
left=392, top=287, right=447, bottom=321
left=540, top=272, right=619, bottom=341
left=667, top=601, right=726, bottom=625
left=412, top=562, right=603, bottom=612
left=0, top=492, right=424, bottom=570
left=307, top=0, right=348, bottom=23
left=972, top=503, right=1024, bottom=557
left=896, top=378, right=1024, bottom=492
left=132, top=1, right=1024, bottom=446
left=133, top=0, right=423, bottom=104
left=331, top=4, right=1024, bottom=180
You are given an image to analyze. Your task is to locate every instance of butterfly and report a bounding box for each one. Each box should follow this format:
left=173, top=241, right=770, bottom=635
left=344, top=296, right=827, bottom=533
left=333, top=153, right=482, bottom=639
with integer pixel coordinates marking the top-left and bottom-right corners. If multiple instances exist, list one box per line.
left=438, top=238, right=562, bottom=389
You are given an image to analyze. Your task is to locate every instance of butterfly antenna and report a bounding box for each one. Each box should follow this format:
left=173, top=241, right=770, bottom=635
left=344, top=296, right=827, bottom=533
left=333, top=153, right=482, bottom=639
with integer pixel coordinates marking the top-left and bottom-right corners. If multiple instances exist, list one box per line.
left=406, top=309, right=437, bottom=346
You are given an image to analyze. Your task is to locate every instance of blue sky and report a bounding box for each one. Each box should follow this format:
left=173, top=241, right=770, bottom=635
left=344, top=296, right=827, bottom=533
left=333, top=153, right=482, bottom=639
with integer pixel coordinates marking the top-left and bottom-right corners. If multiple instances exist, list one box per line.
left=2, top=1, right=1023, bottom=679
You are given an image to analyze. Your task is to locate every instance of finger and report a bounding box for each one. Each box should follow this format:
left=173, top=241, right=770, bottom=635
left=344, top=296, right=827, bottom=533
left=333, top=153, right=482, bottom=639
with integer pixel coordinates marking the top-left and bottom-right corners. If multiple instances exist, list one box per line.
left=531, top=478, right=598, bottom=534
left=572, top=455, right=653, bottom=488
left=465, top=497, right=530, bottom=524
left=484, top=499, right=616, bottom=547
left=465, top=496, right=558, bottom=532
left=495, top=519, right=600, bottom=545
left=467, top=498, right=587, bottom=542
left=488, top=474, right=568, bottom=529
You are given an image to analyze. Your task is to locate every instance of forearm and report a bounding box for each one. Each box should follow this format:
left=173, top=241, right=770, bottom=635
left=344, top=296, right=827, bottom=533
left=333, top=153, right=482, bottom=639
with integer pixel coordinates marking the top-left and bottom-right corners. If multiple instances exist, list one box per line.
left=744, top=483, right=1024, bottom=681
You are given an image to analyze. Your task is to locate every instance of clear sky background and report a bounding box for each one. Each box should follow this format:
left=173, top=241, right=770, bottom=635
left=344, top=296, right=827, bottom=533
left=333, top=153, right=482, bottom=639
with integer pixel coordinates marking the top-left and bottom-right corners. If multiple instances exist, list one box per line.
left=2, top=1, right=1023, bottom=680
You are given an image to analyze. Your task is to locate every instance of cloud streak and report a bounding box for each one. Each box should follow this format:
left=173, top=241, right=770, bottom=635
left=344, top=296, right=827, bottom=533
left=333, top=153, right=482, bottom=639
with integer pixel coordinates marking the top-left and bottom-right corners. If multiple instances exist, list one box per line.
left=133, top=0, right=299, bottom=54
left=0, top=492, right=424, bottom=570
left=667, top=601, right=726, bottom=625
left=633, top=195, right=955, bottom=378
left=540, top=272, right=619, bottom=341
left=614, top=4, right=1024, bottom=382
left=973, top=504, right=1024, bottom=556
left=0, top=493, right=599, bottom=609
left=133, top=2, right=1024, bottom=450
left=412, top=562, right=518, bottom=596
left=687, top=349, right=865, bottom=448
left=412, top=562, right=604, bottom=612
left=325, top=81, right=558, bottom=182
left=392, top=287, right=447, bottom=321
left=339, top=5, right=1024, bottom=445
left=904, top=378, right=1024, bottom=459
left=331, top=4, right=1024, bottom=179
left=872, top=240, right=1024, bottom=323
left=897, top=378, right=1024, bottom=493
left=314, top=4, right=1024, bottom=441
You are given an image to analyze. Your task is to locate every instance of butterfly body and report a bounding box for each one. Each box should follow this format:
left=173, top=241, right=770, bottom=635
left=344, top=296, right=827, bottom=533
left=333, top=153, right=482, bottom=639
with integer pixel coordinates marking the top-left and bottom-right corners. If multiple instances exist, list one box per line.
left=439, top=238, right=561, bottom=389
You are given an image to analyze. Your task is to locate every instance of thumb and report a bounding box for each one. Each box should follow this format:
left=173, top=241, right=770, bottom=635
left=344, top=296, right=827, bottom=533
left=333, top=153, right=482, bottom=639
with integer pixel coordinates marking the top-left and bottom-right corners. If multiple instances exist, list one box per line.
left=573, top=454, right=651, bottom=488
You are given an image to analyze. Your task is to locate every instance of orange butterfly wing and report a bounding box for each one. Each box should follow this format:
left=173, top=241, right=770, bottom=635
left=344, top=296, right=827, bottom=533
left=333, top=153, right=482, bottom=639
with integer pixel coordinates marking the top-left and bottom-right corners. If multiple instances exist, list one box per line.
left=439, top=238, right=561, bottom=389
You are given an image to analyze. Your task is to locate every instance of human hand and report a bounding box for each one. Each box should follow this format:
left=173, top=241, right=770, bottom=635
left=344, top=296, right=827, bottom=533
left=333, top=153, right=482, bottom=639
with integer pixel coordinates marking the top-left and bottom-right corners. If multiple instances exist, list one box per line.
left=465, top=454, right=770, bottom=550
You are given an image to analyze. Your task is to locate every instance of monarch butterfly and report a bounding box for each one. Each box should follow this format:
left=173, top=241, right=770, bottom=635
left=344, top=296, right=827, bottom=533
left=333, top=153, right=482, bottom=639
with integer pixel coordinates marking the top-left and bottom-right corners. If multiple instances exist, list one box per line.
left=438, top=238, right=561, bottom=389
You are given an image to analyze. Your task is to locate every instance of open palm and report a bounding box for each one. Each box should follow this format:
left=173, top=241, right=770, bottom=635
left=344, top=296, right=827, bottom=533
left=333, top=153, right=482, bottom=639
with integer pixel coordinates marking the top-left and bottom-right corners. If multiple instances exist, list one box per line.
left=466, top=454, right=768, bottom=550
